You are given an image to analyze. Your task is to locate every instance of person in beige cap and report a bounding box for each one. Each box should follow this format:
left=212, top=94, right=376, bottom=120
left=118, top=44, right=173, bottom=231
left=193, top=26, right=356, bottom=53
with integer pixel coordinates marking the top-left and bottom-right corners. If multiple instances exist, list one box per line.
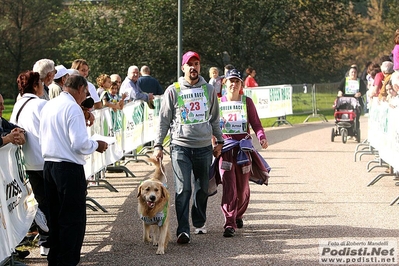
left=48, top=65, right=73, bottom=99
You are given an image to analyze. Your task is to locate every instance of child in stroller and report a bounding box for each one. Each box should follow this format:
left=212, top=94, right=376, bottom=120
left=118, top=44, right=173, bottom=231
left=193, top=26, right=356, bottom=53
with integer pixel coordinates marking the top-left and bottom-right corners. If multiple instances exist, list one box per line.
left=331, top=94, right=361, bottom=143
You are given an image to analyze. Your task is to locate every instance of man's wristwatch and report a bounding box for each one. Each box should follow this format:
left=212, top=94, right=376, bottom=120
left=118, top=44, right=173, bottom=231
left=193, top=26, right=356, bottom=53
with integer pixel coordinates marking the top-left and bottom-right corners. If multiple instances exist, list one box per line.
left=216, top=140, right=224, bottom=145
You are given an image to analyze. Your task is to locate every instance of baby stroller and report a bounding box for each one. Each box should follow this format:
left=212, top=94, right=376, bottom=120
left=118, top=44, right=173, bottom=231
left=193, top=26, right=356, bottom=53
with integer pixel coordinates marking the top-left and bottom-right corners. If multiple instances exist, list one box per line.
left=331, top=96, right=360, bottom=143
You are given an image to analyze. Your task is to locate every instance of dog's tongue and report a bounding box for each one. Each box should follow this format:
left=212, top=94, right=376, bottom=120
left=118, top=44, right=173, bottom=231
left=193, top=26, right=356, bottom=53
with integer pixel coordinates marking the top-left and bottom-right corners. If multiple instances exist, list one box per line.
left=147, top=201, right=155, bottom=208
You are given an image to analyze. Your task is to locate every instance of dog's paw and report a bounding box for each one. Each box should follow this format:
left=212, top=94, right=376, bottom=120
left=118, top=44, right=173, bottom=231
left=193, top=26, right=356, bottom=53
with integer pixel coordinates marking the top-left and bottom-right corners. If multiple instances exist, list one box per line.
left=156, top=248, right=165, bottom=255
left=152, top=241, right=158, bottom=246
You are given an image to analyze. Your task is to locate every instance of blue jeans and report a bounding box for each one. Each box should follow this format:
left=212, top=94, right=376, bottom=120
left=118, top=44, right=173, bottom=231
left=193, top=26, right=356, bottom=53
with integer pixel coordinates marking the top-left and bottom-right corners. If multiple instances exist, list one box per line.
left=170, top=144, right=213, bottom=236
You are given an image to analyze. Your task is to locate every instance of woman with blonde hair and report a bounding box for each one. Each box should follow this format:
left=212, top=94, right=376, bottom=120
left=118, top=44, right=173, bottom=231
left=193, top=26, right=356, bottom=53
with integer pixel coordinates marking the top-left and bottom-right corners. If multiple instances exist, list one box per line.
left=208, top=67, right=223, bottom=97
left=96, top=73, right=112, bottom=100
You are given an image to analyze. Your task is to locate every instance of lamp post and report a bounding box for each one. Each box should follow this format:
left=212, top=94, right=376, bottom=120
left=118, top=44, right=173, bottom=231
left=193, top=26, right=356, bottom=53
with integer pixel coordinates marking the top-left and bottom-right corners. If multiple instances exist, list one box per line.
left=177, top=0, right=182, bottom=80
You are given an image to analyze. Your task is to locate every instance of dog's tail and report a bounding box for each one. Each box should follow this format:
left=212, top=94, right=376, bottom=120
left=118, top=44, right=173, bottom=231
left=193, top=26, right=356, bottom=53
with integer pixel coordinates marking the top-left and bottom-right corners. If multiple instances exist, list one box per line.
left=148, top=157, right=164, bottom=182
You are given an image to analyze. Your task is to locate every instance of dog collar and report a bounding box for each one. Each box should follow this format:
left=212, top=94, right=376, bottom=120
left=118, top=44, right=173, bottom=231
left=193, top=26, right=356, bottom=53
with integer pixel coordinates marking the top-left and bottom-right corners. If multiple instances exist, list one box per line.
left=140, top=201, right=168, bottom=226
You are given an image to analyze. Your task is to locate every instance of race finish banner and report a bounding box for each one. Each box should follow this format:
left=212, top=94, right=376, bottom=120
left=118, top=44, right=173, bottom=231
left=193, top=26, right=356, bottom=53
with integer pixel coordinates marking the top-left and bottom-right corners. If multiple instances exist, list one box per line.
left=244, top=85, right=293, bottom=118
left=0, top=144, right=37, bottom=263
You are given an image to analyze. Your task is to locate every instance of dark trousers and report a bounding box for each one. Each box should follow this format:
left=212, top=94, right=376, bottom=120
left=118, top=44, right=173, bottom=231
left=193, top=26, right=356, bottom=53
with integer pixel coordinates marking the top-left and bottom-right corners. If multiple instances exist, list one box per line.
left=44, top=161, right=87, bottom=266
left=27, top=170, right=50, bottom=247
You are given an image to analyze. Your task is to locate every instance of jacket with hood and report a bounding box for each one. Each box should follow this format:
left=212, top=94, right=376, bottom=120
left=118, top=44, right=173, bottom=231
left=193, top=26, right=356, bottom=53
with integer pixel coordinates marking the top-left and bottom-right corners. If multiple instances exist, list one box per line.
left=154, top=76, right=223, bottom=148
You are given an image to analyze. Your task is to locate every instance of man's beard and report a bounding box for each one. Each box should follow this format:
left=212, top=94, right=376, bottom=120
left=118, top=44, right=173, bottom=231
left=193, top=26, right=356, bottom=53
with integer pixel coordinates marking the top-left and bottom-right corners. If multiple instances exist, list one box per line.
left=189, top=70, right=198, bottom=80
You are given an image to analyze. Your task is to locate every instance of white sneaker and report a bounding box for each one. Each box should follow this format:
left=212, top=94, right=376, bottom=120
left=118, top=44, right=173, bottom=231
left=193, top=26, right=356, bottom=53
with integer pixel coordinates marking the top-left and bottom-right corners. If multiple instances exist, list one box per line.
left=35, top=208, right=49, bottom=232
left=40, top=246, right=49, bottom=256
left=194, top=225, right=207, bottom=234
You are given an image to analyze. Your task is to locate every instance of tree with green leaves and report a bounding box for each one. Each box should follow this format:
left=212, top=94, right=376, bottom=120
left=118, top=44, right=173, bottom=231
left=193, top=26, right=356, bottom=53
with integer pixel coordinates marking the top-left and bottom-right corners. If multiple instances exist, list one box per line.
left=55, top=0, right=360, bottom=87
left=0, top=0, right=63, bottom=98
left=1, top=0, right=393, bottom=100
left=55, top=0, right=178, bottom=88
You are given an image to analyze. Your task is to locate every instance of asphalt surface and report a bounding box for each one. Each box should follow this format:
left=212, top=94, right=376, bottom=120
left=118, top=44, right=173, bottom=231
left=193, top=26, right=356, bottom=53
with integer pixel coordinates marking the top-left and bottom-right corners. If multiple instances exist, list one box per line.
left=18, top=116, right=399, bottom=265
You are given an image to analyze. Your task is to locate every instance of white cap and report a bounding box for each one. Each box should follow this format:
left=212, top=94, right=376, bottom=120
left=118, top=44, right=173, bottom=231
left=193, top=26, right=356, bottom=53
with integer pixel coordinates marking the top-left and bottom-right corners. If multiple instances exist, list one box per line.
left=54, top=65, right=74, bottom=79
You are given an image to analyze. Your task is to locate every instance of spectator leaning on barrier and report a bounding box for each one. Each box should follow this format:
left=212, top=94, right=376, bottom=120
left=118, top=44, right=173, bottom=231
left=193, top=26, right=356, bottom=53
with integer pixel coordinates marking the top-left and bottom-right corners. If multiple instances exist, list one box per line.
left=365, top=63, right=381, bottom=112
left=391, top=71, right=399, bottom=106
left=208, top=67, right=223, bottom=97
left=391, top=29, right=399, bottom=72
left=369, top=56, right=392, bottom=99
left=10, top=70, right=50, bottom=256
left=39, top=75, right=108, bottom=266
left=110, top=74, right=122, bottom=94
left=102, top=80, right=127, bottom=111
left=138, top=65, right=164, bottom=95
left=120, top=65, right=154, bottom=106
left=71, top=59, right=102, bottom=110
left=385, top=80, right=399, bottom=108
left=153, top=51, right=224, bottom=244
left=244, top=67, right=259, bottom=88
left=48, top=65, right=73, bottom=100
left=32, top=59, right=57, bottom=101
left=377, top=61, right=394, bottom=101
left=0, top=93, right=25, bottom=147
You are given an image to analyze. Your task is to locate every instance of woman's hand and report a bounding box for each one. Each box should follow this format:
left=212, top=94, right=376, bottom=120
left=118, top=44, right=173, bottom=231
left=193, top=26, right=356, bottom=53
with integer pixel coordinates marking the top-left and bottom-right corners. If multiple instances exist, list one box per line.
left=213, top=143, right=223, bottom=157
left=260, top=139, right=268, bottom=149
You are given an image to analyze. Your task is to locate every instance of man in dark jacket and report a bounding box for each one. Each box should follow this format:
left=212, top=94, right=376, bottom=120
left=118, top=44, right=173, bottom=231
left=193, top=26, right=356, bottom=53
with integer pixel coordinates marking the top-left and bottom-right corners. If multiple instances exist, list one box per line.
left=0, top=93, right=25, bottom=146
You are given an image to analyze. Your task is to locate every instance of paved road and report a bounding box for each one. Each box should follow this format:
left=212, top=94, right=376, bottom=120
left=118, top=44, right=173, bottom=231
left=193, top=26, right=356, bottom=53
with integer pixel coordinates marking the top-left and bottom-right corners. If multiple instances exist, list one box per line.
left=21, top=116, right=399, bottom=265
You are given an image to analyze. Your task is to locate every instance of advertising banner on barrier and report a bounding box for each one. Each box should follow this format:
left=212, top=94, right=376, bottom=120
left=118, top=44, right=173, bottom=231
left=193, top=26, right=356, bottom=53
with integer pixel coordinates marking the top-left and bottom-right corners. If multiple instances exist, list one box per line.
left=122, top=101, right=145, bottom=153
left=0, top=197, right=9, bottom=262
left=244, top=85, right=293, bottom=118
left=142, top=97, right=161, bottom=144
left=102, top=108, right=124, bottom=166
left=85, top=109, right=104, bottom=178
left=0, top=145, right=37, bottom=262
left=84, top=108, right=123, bottom=178
left=368, top=99, right=399, bottom=170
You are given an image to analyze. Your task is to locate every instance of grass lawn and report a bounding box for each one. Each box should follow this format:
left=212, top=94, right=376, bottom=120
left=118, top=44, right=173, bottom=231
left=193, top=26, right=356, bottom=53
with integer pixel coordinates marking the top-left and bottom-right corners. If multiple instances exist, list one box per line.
left=261, top=110, right=335, bottom=128
left=2, top=99, right=14, bottom=120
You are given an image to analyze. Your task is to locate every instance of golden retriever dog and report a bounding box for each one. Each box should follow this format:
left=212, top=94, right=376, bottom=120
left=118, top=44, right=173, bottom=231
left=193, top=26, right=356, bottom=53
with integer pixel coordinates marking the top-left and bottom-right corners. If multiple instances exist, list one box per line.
left=137, top=158, right=170, bottom=254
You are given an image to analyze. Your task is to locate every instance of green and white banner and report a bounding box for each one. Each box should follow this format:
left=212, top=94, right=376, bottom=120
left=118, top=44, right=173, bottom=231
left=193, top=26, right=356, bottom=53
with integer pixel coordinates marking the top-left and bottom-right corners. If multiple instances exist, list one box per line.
left=244, top=85, right=293, bottom=118
left=368, top=98, right=399, bottom=169
left=84, top=99, right=162, bottom=178
left=0, top=145, right=37, bottom=262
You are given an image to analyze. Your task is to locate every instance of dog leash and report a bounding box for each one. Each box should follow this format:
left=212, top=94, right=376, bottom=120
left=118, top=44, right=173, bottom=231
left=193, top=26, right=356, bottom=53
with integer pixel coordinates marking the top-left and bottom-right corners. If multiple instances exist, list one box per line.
left=158, top=157, right=168, bottom=184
